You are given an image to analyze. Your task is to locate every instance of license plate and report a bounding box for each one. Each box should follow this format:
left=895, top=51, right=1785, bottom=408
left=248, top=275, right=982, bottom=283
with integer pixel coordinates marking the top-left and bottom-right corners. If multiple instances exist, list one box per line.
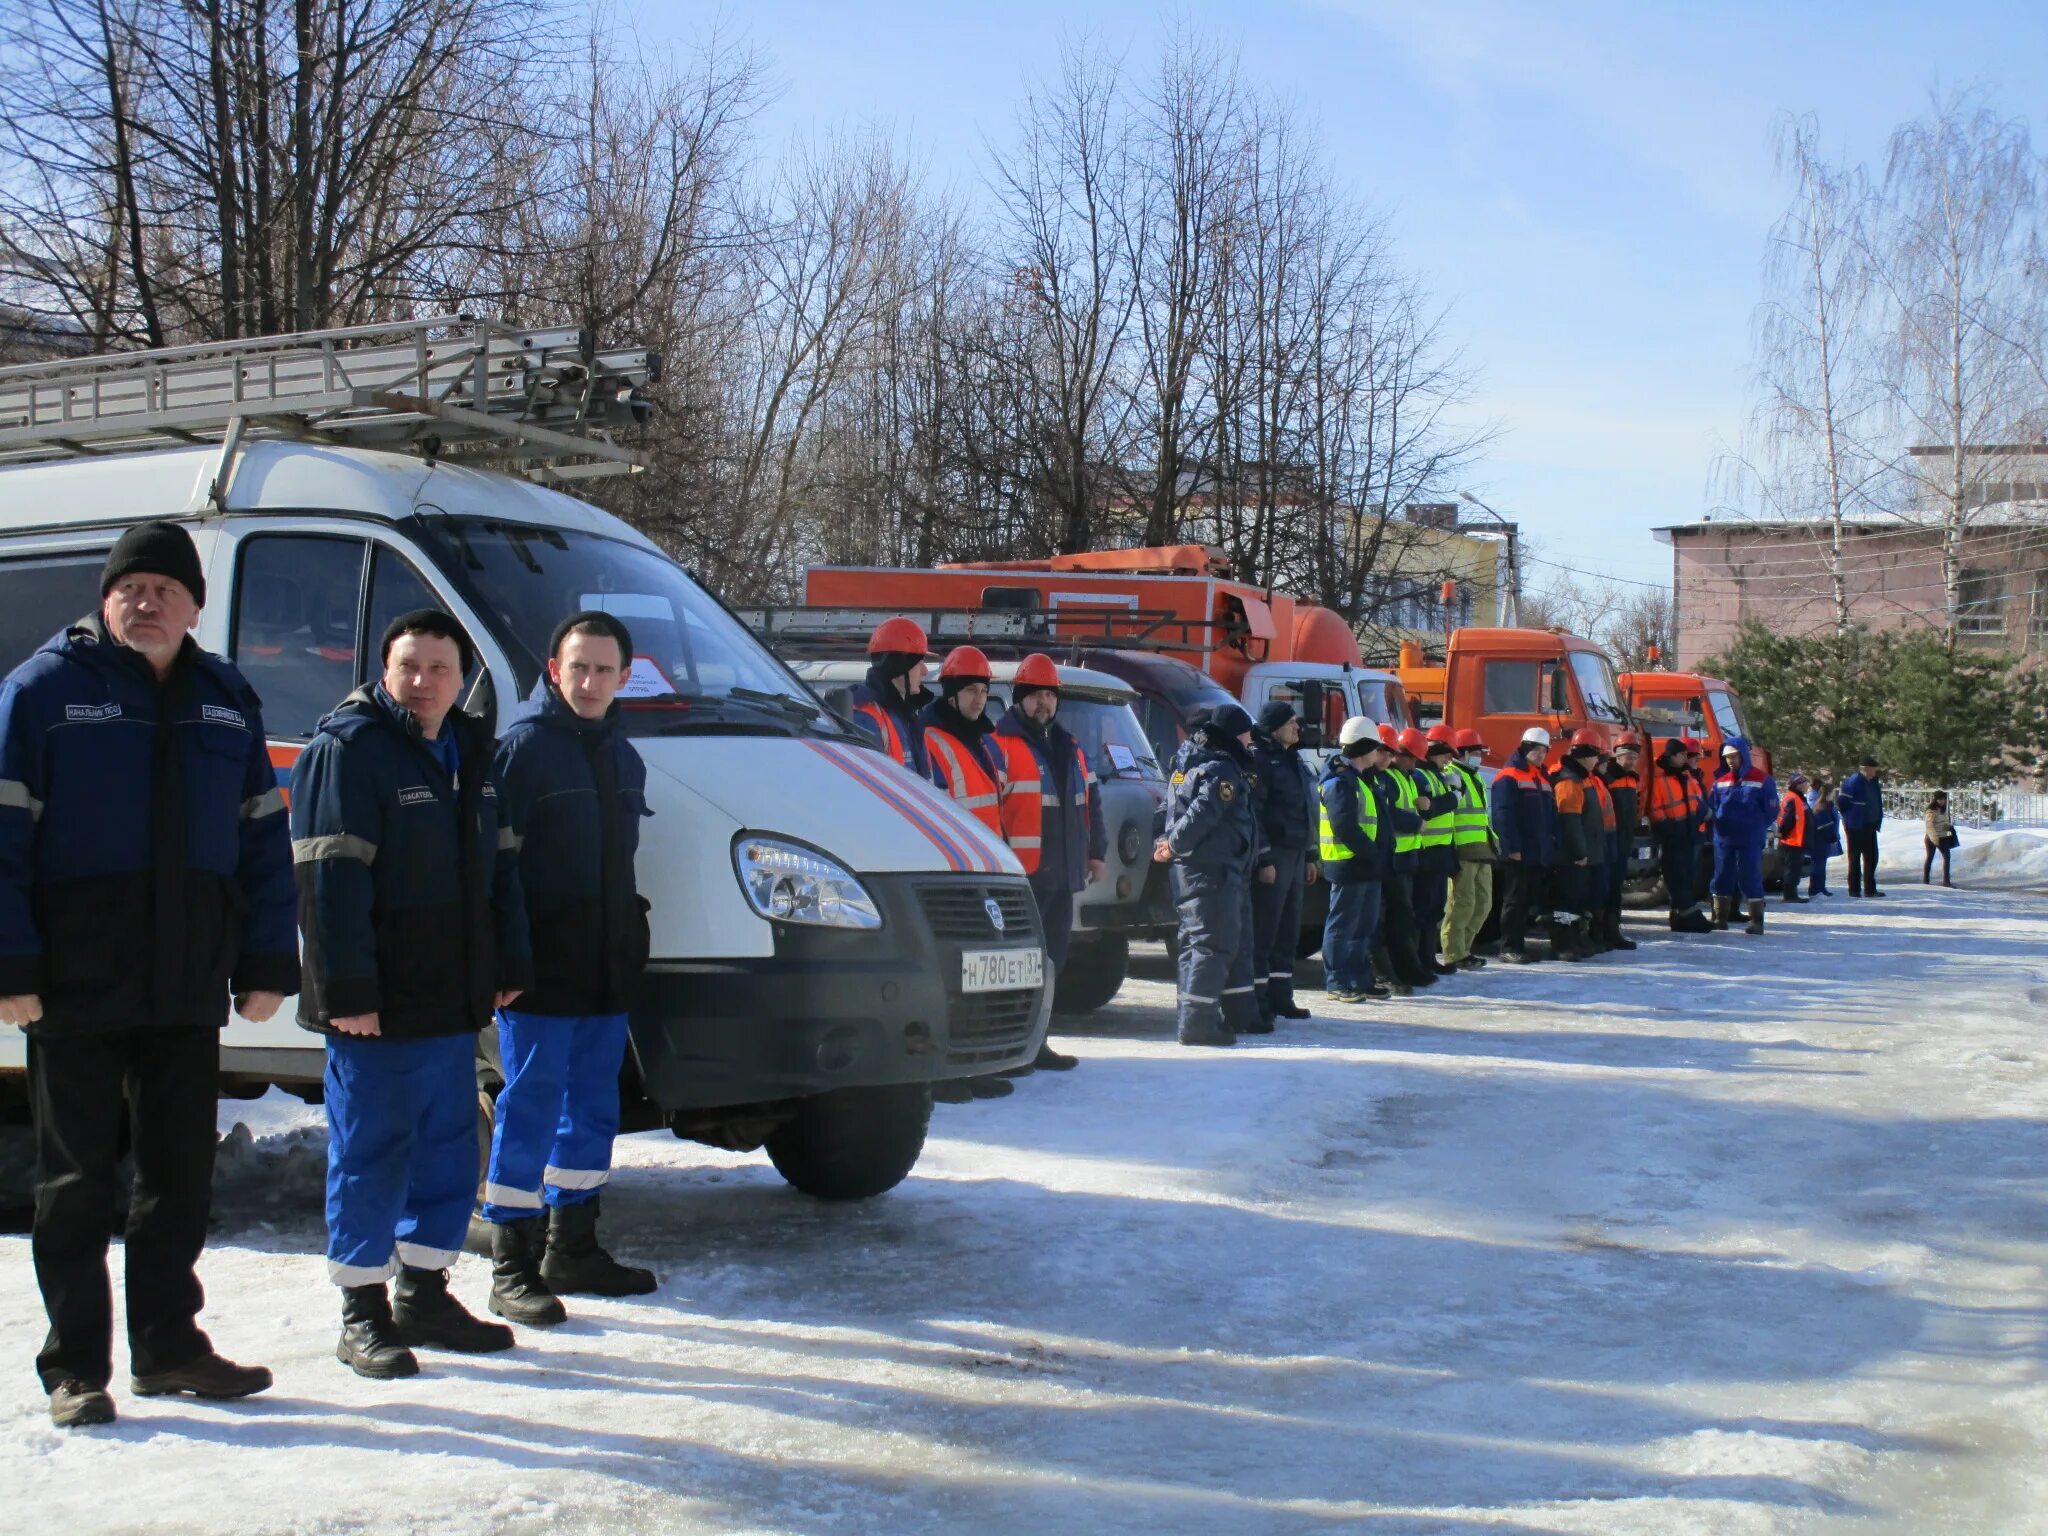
left=960, top=947, right=1045, bottom=993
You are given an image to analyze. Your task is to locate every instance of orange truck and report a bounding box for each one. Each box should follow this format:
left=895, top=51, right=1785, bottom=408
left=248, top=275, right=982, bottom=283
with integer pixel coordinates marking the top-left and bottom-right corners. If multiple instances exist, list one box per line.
left=804, top=545, right=1409, bottom=756
left=1393, top=629, right=1640, bottom=766
left=1620, top=668, right=1771, bottom=775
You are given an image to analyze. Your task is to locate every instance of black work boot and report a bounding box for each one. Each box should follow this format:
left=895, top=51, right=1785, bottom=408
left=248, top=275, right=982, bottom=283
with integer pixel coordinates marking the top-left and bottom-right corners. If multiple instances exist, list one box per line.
left=489, top=1218, right=567, bottom=1328
left=392, top=1267, right=515, bottom=1353
left=1745, top=900, right=1766, bottom=936
left=1608, top=911, right=1637, bottom=951
left=133, top=1350, right=273, bottom=1400
left=337, top=1283, right=419, bottom=1380
left=542, top=1199, right=659, bottom=1298
left=47, top=1380, right=116, bottom=1428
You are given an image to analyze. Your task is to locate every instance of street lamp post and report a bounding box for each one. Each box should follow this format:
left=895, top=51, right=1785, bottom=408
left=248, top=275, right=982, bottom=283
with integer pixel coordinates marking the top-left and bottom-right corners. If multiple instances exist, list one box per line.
left=1457, top=490, right=1522, bottom=627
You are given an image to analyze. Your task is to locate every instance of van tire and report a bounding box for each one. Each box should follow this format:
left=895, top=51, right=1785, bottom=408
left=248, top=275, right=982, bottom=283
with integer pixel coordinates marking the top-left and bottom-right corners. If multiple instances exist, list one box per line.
left=766, top=1084, right=932, bottom=1201
left=1053, top=934, right=1128, bottom=1015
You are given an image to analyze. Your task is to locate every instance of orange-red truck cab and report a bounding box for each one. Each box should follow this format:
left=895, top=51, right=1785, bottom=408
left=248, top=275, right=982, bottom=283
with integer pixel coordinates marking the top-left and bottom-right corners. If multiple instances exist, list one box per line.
left=1619, top=671, right=1772, bottom=776
left=1397, top=629, right=1638, bottom=767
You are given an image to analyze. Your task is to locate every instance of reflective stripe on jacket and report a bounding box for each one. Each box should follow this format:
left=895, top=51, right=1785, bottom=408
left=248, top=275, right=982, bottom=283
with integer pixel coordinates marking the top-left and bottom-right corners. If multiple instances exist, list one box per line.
left=1415, top=764, right=1456, bottom=850
left=925, top=724, right=1004, bottom=836
left=1389, top=769, right=1423, bottom=855
left=1318, top=767, right=1379, bottom=864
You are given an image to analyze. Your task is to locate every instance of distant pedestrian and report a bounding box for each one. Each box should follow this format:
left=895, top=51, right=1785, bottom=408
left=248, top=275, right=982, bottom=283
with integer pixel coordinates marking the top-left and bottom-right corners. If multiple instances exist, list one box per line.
left=1251, top=702, right=1319, bottom=1022
left=1709, top=741, right=1780, bottom=935
left=0, top=523, right=297, bottom=1427
left=1317, top=719, right=1392, bottom=1001
left=1776, top=773, right=1812, bottom=904
left=1924, top=791, right=1958, bottom=887
left=1806, top=783, right=1842, bottom=897
left=1838, top=754, right=1886, bottom=898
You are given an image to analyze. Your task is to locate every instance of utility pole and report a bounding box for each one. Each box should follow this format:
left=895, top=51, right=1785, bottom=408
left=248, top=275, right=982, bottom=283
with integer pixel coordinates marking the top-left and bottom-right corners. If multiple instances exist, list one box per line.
left=1457, top=490, right=1522, bottom=626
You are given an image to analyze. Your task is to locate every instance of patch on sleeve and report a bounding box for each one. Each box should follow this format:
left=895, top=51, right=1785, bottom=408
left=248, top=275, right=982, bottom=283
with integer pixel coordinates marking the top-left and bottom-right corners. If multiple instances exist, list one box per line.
left=1171, top=771, right=1186, bottom=785
left=201, top=704, right=247, bottom=730
left=1219, top=780, right=1236, bottom=802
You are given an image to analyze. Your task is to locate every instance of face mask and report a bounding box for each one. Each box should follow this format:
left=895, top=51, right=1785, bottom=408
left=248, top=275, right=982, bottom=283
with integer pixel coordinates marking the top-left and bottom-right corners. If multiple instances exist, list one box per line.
left=1463, top=752, right=1483, bottom=769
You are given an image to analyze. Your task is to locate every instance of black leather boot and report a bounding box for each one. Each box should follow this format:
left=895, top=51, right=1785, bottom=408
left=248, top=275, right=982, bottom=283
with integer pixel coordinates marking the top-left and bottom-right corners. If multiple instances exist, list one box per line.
left=489, top=1217, right=567, bottom=1327
left=392, top=1267, right=515, bottom=1353
left=542, top=1199, right=659, bottom=1297
left=337, top=1283, right=419, bottom=1379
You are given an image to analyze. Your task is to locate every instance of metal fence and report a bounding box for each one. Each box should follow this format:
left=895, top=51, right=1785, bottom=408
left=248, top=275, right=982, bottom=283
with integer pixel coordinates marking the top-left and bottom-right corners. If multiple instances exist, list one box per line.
left=1883, top=783, right=2048, bottom=829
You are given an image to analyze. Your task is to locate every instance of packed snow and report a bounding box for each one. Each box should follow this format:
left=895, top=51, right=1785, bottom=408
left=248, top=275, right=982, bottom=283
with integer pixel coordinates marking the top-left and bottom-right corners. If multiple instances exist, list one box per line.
left=5, top=846, right=2048, bottom=1533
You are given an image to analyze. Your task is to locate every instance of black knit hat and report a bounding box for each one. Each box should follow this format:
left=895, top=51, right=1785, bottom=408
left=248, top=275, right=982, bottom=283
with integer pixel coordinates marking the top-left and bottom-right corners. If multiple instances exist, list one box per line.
left=379, top=608, right=475, bottom=675
left=1256, top=701, right=1297, bottom=735
left=549, top=609, right=634, bottom=664
left=101, top=521, right=205, bottom=607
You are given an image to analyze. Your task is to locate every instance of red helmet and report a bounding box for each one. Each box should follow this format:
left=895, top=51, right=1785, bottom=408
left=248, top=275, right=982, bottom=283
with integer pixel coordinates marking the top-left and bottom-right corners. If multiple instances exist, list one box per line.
left=1424, top=724, right=1456, bottom=745
left=1614, top=732, right=1643, bottom=752
left=1014, top=652, right=1062, bottom=691
left=1397, top=727, right=1432, bottom=759
left=1377, top=721, right=1402, bottom=749
left=939, top=645, right=992, bottom=683
left=1570, top=728, right=1606, bottom=750
left=1454, top=728, right=1484, bottom=751
left=867, top=616, right=930, bottom=656
left=1677, top=735, right=1704, bottom=754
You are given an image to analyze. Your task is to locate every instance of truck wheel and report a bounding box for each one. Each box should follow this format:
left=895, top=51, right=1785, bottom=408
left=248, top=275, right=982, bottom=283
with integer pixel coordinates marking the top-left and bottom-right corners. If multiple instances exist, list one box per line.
left=766, top=1084, right=932, bottom=1201
left=1054, top=934, right=1129, bottom=1015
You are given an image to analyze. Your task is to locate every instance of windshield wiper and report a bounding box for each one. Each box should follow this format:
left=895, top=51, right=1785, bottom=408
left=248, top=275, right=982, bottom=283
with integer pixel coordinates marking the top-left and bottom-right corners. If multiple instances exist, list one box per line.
left=728, top=685, right=821, bottom=720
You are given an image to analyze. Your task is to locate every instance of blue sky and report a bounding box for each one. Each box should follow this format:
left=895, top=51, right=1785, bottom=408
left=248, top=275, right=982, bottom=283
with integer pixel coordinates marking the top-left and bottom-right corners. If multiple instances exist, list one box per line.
left=639, top=0, right=2048, bottom=590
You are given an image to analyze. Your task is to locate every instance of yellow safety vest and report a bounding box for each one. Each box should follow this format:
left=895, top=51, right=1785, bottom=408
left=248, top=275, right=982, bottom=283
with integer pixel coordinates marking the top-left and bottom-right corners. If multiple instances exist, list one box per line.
left=1450, top=762, right=1491, bottom=846
left=1391, top=770, right=1423, bottom=855
left=1417, top=765, right=1456, bottom=850
left=1318, top=774, right=1379, bottom=862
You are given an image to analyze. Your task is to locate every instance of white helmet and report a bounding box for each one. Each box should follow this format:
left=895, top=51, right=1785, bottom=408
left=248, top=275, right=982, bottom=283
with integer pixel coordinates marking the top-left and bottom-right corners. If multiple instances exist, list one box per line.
left=1338, top=715, right=1379, bottom=748
left=1521, top=726, right=1552, bottom=747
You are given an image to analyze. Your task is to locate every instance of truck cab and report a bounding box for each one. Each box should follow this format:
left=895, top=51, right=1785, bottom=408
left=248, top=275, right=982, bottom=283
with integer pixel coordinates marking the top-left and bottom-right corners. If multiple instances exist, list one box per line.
left=1407, top=628, right=1636, bottom=767
left=1620, top=670, right=1771, bottom=775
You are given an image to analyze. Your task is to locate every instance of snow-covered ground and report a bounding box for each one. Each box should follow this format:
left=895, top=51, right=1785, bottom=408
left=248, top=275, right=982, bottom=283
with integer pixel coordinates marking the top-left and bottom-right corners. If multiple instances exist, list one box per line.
left=6, top=840, right=2048, bottom=1535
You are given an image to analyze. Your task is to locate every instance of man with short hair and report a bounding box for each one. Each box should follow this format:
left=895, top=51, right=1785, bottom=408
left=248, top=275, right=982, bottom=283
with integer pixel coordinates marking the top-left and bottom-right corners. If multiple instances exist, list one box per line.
left=1838, top=754, right=1886, bottom=898
left=0, top=521, right=297, bottom=1427
left=483, top=612, right=659, bottom=1328
left=291, top=609, right=532, bottom=1379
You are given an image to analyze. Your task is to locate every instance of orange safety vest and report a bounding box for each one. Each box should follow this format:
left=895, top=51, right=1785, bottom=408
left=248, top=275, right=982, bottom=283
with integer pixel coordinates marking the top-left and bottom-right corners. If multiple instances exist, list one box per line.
left=1779, top=792, right=1809, bottom=849
left=994, top=733, right=1094, bottom=876
left=1648, top=769, right=1702, bottom=826
left=853, top=700, right=909, bottom=768
left=1586, top=774, right=1617, bottom=833
left=925, top=726, right=1004, bottom=836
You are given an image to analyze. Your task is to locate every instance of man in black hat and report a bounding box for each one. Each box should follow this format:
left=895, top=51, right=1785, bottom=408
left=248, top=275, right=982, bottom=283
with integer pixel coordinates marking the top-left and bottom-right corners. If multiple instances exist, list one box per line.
left=290, top=608, right=532, bottom=1380
left=1249, top=701, right=1317, bottom=1023
left=1838, top=754, right=1886, bottom=898
left=0, top=521, right=298, bottom=1427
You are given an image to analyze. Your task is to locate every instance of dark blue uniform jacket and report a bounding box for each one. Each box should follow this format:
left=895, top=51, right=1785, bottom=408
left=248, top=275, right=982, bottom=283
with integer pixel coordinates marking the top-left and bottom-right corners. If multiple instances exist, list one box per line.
left=0, top=619, right=298, bottom=1034
left=1708, top=743, right=1780, bottom=844
left=1318, top=761, right=1383, bottom=883
left=1163, top=740, right=1257, bottom=873
left=1488, top=744, right=1559, bottom=864
left=290, top=685, right=531, bottom=1038
left=494, top=680, right=651, bottom=1017
left=1252, top=730, right=1318, bottom=855
left=1837, top=768, right=1884, bottom=832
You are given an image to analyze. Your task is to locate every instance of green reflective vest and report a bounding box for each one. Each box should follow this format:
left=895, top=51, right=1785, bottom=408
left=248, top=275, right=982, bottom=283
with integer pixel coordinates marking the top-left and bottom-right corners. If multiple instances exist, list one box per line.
left=1450, top=761, right=1492, bottom=846
left=1318, top=775, right=1379, bottom=862
left=1417, top=765, right=1456, bottom=850
left=1391, top=769, right=1423, bottom=855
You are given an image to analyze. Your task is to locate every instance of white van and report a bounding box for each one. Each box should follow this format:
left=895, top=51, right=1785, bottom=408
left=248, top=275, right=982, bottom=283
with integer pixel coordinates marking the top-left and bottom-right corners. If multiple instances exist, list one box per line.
left=0, top=323, right=1051, bottom=1200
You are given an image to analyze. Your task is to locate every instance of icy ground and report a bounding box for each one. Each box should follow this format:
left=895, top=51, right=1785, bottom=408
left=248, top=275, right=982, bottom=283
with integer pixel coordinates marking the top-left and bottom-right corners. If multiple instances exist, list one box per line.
left=5, top=836, right=2048, bottom=1534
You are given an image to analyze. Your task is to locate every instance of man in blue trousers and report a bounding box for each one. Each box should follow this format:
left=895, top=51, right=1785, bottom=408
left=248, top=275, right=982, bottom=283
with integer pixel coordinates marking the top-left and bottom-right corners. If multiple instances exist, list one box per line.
left=1708, top=740, right=1780, bottom=936
left=1317, top=719, right=1391, bottom=1002
left=1154, top=703, right=1261, bottom=1045
left=483, top=612, right=659, bottom=1325
left=291, top=609, right=532, bottom=1379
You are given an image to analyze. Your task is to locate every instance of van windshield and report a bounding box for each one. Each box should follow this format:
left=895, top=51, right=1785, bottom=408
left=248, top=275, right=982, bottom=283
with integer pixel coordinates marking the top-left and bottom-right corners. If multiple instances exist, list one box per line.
left=1568, top=650, right=1629, bottom=723
left=414, top=516, right=827, bottom=731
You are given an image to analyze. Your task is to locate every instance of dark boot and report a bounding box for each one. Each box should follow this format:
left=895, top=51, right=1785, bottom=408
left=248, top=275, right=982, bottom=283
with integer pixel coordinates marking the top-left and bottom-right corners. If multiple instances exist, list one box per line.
left=966, top=1075, right=1015, bottom=1098
left=1712, top=897, right=1731, bottom=931
left=542, top=1199, right=659, bottom=1298
left=47, top=1380, right=116, bottom=1428
left=1498, top=947, right=1535, bottom=965
left=392, top=1268, right=515, bottom=1353
left=1032, top=1042, right=1078, bottom=1070
left=489, top=1218, right=567, bottom=1328
left=337, top=1284, right=419, bottom=1380
left=132, top=1350, right=272, bottom=1400
left=1744, top=900, right=1765, bottom=936
left=1608, top=911, right=1637, bottom=951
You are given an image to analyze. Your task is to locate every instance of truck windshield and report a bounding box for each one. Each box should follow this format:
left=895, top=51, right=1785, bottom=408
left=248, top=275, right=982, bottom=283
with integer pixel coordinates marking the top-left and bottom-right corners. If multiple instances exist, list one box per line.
left=1354, top=677, right=1406, bottom=726
left=414, top=517, right=822, bottom=726
left=1708, top=689, right=1747, bottom=739
left=1569, top=650, right=1629, bottom=723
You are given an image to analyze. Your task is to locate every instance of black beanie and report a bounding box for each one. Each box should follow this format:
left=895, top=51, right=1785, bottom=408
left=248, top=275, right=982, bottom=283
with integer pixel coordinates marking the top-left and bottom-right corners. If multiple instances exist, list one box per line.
left=379, top=608, right=475, bottom=675
left=101, top=521, right=205, bottom=607
left=548, top=609, right=635, bottom=664
left=1256, top=701, right=1296, bottom=735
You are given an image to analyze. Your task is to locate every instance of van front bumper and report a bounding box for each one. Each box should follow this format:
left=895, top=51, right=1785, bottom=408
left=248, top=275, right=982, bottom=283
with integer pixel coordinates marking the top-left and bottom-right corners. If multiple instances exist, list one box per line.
left=629, top=873, right=1052, bottom=1111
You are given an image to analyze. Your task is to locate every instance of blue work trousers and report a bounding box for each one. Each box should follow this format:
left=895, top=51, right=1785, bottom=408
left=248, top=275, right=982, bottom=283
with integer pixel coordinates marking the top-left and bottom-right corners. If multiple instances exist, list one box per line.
left=1172, top=863, right=1258, bottom=1038
left=1322, top=879, right=1381, bottom=994
left=1711, top=836, right=1765, bottom=902
left=1030, top=878, right=1077, bottom=975
left=324, top=1033, right=477, bottom=1287
left=483, top=1011, right=631, bottom=1224
left=1808, top=854, right=1832, bottom=895
left=1251, top=848, right=1308, bottom=1017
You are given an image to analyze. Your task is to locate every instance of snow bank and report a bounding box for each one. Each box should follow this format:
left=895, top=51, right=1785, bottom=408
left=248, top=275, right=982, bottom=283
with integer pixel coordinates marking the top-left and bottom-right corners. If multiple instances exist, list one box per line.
left=1878, top=824, right=2048, bottom=891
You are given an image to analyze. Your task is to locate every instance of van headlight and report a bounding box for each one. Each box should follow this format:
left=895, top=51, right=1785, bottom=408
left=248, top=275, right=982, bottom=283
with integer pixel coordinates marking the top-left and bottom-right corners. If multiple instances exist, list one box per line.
left=733, top=837, right=883, bottom=930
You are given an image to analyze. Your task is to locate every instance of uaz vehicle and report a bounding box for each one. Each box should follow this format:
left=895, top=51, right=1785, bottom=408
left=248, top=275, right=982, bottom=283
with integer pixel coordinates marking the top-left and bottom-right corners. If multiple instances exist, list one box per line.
left=0, top=320, right=1052, bottom=1202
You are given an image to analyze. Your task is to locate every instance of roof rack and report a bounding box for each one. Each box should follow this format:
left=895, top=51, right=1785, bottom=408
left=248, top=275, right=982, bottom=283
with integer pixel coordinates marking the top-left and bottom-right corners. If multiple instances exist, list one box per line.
left=735, top=604, right=1261, bottom=661
left=0, top=315, right=658, bottom=486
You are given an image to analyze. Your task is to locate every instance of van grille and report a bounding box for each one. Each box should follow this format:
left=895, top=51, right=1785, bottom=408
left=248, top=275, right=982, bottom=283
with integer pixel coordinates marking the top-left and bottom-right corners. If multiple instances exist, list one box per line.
left=946, top=989, right=1042, bottom=1064
left=917, top=881, right=1037, bottom=942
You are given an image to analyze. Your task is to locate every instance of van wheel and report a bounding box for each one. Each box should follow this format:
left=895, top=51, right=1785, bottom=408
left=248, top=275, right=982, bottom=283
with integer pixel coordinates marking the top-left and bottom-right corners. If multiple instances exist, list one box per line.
left=765, top=1084, right=932, bottom=1201
left=1054, top=934, right=1128, bottom=1015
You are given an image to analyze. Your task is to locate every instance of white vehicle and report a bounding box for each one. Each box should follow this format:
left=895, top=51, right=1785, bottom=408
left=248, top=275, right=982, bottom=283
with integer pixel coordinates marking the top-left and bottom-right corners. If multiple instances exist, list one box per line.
left=0, top=320, right=1052, bottom=1200
left=786, top=656, right=1174, bottom=1013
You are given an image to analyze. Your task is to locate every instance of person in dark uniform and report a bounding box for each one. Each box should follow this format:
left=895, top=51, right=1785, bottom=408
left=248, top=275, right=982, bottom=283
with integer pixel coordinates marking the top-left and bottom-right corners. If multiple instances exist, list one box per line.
left=1647, top=737, right=1713, bottom=933
left=1250, top=701, right=1318, bottom=1023
left=849, top=616, right=937, bottom=781
left=1371, top=725, right=1435, bottom=991
left=0, top=523, right=298, bottom=1428
left=482, top=611, right=659, bottom=1331
left=1317, top=719, right=1391, bottom=1002
left=1154, top=703, right=1260, bottom=1045
left=1596, top=736, right=1642, bottom=951
left=1709, top=741, right=1780, bottom=935
left=1408, top=728, right=1463, bottom=975
left=994, top=653, right=1105, bottom=1071
left=1551, top=734, right=1608, bottom=961
left=1488, top=726, right=1558, bottom=964
left=291, top=609, right=532, bottom=1381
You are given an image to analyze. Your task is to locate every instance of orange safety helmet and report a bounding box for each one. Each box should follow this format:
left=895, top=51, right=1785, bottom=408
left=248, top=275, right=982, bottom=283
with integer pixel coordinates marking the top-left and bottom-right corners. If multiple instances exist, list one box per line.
left=867, top=615, right=930, bottom=656
left=1424, top=724, right=1457, bottom=745
left=1454, top=728, right=1484, bottom=751
left=1013, top=652, right=1062, bottom=691
left=1377, top=721, right=1402, bottom=749
left=1397, top=727, right=1432, bottom=759
left=939, top=645, right=993, bottom=683
left=1570, top=727, right=1606, bottom=750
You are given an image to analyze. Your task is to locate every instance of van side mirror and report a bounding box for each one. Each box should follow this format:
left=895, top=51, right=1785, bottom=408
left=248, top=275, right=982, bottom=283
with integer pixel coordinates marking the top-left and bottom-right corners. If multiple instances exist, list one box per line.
left=1294, top=682, right=1324, bottom=750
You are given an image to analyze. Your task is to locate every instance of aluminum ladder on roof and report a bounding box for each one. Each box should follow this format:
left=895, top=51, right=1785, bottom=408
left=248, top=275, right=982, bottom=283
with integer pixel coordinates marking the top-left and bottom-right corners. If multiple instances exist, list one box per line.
left=0, top=315, right=660, bottom=486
